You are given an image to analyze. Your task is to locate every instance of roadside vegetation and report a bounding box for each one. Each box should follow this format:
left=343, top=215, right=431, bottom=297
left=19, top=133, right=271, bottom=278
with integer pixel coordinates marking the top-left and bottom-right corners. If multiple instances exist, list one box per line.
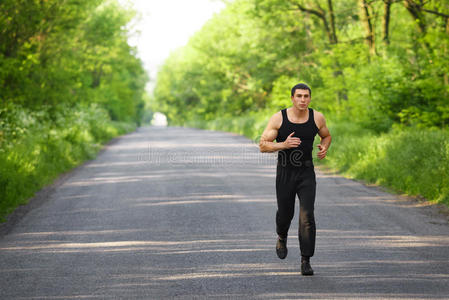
left=0, top=0, right=148, bottom=221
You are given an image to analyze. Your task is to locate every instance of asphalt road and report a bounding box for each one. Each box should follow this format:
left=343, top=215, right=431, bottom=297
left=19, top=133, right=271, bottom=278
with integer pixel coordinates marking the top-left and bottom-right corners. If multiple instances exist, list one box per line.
left=1, top=126, right=448, bottom=299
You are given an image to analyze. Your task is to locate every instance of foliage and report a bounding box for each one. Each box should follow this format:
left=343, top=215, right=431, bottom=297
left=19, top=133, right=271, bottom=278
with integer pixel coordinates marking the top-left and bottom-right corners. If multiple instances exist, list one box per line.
left=153, top=0, right=449, bottom=130
left=0, top=0, right=148, bottom=123
left=0, top=0, right=148, bottom=221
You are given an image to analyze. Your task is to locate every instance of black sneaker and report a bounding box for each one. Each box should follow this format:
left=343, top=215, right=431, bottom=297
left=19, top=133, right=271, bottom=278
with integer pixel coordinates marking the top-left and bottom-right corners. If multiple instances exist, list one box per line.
left=301, top=260, right=314, bottom=276
left=276, top=237, right=288, bottom=259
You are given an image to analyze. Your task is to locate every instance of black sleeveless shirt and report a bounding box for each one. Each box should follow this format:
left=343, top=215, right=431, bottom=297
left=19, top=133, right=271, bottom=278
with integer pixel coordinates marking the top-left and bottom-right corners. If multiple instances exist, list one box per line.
left=275, top=108, right=319, bottom=167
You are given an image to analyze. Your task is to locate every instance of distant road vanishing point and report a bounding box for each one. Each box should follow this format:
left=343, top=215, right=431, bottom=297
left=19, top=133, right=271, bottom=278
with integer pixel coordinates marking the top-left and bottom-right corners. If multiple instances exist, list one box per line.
left=1, top=125, right=448, bottom=299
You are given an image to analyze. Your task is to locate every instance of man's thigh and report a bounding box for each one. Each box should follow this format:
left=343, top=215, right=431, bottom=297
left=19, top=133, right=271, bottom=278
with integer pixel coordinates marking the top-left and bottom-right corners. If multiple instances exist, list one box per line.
left=296, top=167, right=316, bottom=210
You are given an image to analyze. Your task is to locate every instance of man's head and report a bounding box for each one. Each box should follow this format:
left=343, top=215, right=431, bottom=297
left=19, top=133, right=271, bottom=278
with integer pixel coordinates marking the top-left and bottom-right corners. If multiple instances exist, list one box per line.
left=291, top=83, right=311, bottom=111
left=291, top=83, right=311, bottom=97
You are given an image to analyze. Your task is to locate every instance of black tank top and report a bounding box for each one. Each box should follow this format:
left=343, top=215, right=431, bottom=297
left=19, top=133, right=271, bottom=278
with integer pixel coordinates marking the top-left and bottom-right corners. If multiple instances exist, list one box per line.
left=275, top=108, right=319, bottom=167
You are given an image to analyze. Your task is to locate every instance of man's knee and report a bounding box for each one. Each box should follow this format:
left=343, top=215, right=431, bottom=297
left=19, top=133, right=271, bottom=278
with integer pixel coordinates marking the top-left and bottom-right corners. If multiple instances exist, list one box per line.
left=300, top=210, right=315, bottom=226
left=277, top=209, right=294, bottom=223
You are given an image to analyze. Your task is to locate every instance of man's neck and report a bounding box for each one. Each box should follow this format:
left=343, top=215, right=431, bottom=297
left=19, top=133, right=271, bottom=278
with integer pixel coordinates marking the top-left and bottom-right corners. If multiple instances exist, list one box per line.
left=290, top=106, right=309, bottom=118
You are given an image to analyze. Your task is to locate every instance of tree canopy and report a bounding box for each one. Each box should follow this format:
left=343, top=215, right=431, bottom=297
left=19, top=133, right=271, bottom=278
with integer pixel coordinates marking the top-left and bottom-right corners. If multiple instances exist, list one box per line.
left=153, top=0, right=449, bottom=132
left=0, top=0, right=148, bottom=123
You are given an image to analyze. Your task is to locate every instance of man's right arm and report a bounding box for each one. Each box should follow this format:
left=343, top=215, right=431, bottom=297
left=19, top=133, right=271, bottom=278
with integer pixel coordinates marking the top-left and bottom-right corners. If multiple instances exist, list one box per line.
left=259, top=112, right=301, bottom=153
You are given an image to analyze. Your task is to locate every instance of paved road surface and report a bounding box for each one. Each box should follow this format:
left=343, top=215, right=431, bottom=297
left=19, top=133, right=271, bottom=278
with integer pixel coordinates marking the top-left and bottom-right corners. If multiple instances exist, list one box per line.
left=1, top=126, right=449, bottom=299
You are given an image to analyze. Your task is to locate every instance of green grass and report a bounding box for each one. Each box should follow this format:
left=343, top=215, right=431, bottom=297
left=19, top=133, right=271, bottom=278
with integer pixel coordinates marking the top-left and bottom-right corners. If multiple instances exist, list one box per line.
left=324, top=122, right=449, bottom=205
left=185, top=114, right=449, bottom=207
left=0, top=104, right=136, bottom=222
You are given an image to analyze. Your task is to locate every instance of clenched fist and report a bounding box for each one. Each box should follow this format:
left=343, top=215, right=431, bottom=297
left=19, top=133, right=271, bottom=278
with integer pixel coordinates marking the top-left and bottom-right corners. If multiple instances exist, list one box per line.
left=317, top=144, right=327, bottom=159
left=283, top=132, right=301, bottom=149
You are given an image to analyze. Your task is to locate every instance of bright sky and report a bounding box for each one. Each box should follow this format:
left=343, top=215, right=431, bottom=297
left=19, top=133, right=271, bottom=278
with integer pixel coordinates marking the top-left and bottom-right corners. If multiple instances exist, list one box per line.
left=121, top=0, right=226, bottom=92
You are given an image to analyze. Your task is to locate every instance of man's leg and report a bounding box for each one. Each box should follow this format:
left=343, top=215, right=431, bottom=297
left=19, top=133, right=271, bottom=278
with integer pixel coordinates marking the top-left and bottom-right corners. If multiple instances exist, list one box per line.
left=275, top=165, right=297, bottom=259
left=276, top=166, right=297, bottom=238
left=297, top=167, right=316, bottom=275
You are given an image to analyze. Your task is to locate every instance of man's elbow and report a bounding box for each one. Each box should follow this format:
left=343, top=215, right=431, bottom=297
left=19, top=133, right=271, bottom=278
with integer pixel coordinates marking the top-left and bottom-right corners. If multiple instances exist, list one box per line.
left=259, top=141, right=267, bottom=153
left=321, top=133, right=331, bottom=141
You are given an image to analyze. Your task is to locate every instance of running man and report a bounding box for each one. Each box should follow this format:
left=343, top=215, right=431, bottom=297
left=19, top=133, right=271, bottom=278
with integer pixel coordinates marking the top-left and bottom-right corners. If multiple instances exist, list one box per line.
left=259, top=83, right=331, bottom=276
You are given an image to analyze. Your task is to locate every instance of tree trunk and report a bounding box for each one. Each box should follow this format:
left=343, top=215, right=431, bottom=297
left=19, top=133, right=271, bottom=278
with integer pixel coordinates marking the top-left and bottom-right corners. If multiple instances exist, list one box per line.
left=327, top=0, right=338, bottom=44
left=403, top=0, right=426, bottom=34
left=445, top=18, right=448, bottom=95
left=290, top=0, right=345, bottom=103
left=403, top=0, right=434, bottom=52
left=292, top=1, right=336, bottom=44
left=382, top=0, right=392, bottom=45
left=360, top=0, right=376, bottom=55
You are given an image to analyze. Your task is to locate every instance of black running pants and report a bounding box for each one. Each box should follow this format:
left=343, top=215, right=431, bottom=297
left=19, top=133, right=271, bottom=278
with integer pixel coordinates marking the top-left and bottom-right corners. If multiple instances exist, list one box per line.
left=275, top=163, right=316, bottom=257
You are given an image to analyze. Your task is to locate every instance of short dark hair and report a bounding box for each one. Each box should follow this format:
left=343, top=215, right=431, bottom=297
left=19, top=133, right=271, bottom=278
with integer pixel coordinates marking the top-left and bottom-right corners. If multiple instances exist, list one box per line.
left=291, top=83, right=311, bottom=97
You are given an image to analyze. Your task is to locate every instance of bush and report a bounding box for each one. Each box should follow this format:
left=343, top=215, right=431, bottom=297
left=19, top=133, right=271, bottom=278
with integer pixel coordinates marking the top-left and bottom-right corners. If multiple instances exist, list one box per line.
left=323, top=122, right=449, bottom=205
left=0, top=103, right=136, bottom=222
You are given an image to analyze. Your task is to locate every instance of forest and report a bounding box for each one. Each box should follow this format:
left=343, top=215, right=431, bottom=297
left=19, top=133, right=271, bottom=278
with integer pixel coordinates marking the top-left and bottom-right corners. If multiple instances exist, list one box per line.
left=0, top=0, right=148, bottom=221
left=152, top=0, right=449, bottom=205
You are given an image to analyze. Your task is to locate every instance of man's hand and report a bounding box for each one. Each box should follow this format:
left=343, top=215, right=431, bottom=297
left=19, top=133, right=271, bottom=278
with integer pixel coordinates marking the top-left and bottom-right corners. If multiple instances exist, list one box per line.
left=317, top=144, right=327, bottom=159
left=283, top=132, right=301, bottom=149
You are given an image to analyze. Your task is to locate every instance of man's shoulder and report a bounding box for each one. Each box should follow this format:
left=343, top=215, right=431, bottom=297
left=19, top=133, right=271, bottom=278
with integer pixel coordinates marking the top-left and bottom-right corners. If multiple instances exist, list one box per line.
left=312, top=109, right=325, bottom=119
left=269, top=110, right=283, bottom=129
left=312, top=109, right=326, bottom=128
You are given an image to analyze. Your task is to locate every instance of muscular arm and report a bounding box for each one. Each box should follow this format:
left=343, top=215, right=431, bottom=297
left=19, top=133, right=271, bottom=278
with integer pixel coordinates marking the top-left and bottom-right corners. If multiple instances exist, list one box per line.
left=315, top=111, right=332, bottom=159
left=259, top=112, right=300, bottom=153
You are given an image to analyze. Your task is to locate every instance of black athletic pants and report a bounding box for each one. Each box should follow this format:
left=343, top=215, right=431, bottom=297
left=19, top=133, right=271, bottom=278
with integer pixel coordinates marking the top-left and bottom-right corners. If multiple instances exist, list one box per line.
left=275, top=162, right=316, bottom=257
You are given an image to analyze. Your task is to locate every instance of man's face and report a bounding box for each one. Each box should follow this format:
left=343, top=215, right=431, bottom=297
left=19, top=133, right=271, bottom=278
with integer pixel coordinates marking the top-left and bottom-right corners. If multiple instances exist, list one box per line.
left=291, top=89, right=310, bottom=111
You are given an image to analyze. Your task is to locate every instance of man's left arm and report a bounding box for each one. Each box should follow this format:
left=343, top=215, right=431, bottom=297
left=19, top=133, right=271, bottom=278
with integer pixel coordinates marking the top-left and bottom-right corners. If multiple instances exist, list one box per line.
left=315, top=112, right=331, bottom=160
